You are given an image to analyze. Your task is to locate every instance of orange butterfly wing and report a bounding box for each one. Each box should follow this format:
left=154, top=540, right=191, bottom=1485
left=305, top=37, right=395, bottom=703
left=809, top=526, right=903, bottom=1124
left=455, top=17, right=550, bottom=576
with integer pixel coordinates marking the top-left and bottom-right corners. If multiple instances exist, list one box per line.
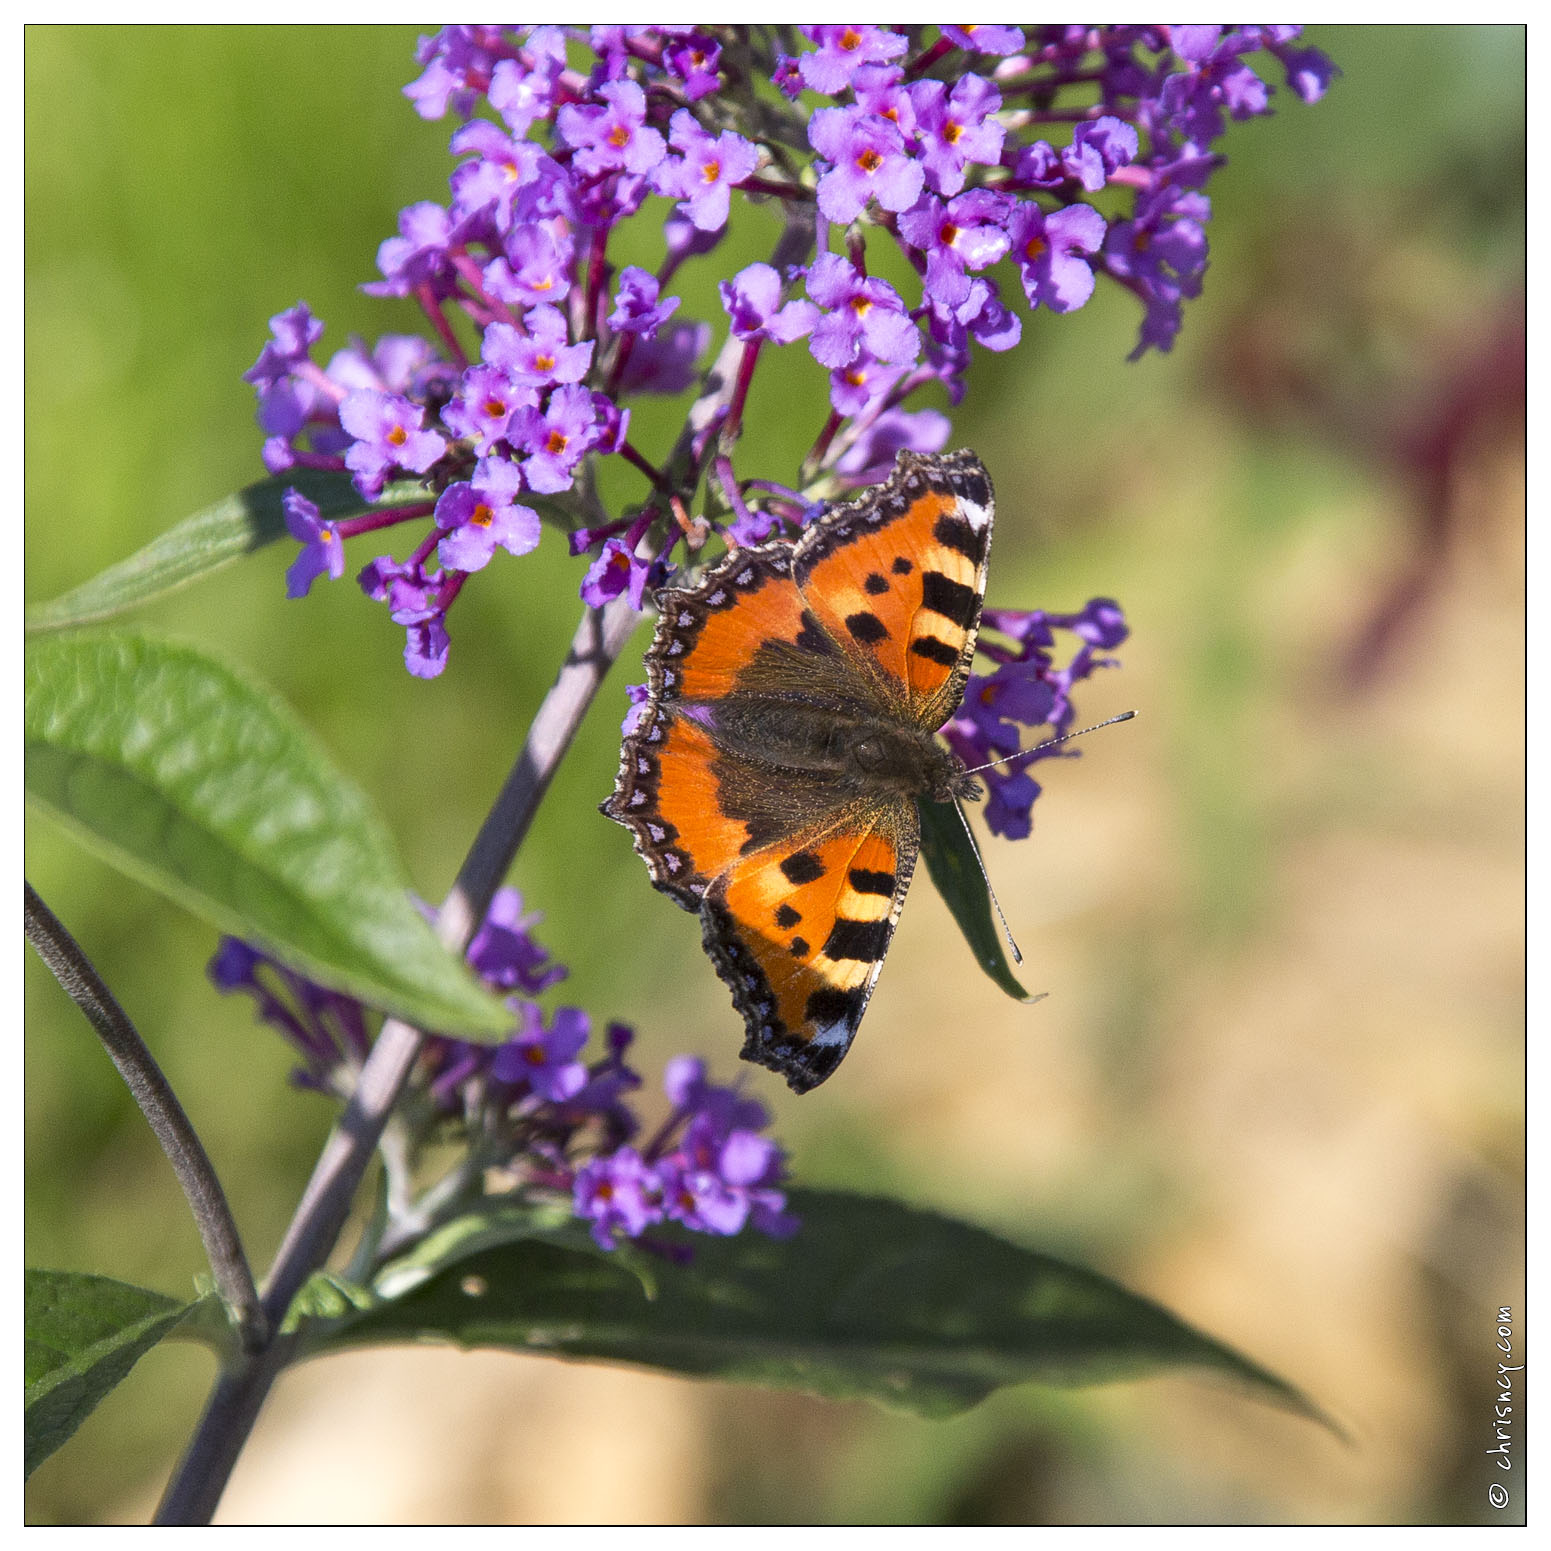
left=792, top=449, right=993, bottom=729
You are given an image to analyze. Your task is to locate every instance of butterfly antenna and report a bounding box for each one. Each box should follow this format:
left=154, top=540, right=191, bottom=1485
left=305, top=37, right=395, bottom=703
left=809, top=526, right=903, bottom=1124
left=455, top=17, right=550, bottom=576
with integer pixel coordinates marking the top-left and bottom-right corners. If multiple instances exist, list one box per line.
left=953, top=799, right=1024, bottom=965
left=962, top=710, right=1137, bottom=778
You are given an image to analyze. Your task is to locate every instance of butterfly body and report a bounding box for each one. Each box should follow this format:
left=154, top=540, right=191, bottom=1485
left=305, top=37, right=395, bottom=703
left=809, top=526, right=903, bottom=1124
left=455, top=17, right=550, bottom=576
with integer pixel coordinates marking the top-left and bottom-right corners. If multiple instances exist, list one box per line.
left=604, top=449, right=993, bottom=1092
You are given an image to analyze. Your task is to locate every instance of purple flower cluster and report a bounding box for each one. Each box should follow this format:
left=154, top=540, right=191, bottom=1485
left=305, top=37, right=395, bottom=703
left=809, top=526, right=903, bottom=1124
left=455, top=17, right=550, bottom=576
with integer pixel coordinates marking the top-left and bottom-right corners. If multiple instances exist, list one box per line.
left=946, top=598, right=1131, bottom=839
left=209, top=885, right=796, bottom=1254
left=246, top=25, right=1331, bottom=677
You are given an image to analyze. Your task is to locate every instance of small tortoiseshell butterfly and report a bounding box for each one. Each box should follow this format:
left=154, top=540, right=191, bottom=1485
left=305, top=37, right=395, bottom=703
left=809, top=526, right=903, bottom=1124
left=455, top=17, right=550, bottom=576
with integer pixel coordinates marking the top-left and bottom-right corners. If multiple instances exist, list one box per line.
left=603, top=448, right=993, bottom=1093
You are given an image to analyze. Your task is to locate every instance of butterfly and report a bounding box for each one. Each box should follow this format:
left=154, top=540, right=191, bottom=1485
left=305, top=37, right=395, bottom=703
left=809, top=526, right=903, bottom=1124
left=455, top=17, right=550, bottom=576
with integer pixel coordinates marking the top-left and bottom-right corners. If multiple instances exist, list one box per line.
left=602, top=448, right=993, bottom=1093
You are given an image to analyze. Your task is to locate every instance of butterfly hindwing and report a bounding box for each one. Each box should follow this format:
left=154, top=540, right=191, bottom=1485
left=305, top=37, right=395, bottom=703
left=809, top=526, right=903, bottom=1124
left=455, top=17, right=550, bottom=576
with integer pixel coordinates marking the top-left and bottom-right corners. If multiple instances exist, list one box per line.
left=793, top=448, right=993, bottom=726
left=699, top=810, right=918, bottom=1094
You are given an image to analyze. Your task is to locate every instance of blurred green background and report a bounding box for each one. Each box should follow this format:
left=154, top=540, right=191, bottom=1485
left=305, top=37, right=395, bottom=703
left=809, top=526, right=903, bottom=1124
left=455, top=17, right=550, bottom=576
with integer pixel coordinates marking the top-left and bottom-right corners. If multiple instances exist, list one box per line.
left=25, top=25, right=1524, bottom=1526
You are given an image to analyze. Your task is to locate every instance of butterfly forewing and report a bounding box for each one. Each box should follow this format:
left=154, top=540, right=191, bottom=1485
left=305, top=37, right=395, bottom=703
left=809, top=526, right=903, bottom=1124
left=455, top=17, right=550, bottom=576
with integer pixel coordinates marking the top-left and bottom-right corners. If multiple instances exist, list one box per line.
left=793, top=449, right=993, bottom=728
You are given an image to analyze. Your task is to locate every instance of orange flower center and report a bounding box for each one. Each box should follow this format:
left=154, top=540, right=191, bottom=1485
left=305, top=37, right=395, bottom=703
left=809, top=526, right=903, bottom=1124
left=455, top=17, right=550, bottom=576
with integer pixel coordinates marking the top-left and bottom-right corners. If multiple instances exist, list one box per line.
left=607, top=124, right=630, bottom=149
left=701, top=158, right=722, bottom=185
left=472, top=502, right=494, bottom=528
left=857, top=148, right=883, bottom=174
left=546, top=430, right=570, bottom=455
left=839, top=28, right=862, bottom=52
left=1023, top=234, right=1047, bottom=262
left=938, top=222, right=961, bottom=248
left=387, top=425, right=407, bottom=447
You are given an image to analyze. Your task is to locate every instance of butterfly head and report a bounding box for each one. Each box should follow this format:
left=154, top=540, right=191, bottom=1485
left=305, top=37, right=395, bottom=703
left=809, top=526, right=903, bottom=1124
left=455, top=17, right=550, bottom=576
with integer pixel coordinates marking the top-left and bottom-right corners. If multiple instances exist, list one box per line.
left=843, top=720, right=980, bottom=805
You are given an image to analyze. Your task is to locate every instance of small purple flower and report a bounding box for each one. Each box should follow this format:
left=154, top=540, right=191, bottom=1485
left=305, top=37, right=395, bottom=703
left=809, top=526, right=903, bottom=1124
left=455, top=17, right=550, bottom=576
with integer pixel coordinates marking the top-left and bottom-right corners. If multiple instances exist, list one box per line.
left=573, top=1147, right=665, bottom=1249
left=403, top=613, right=451, bottom=679
left=581, top=536, right=653, bottom=609
left=797, top=24, right=908, bottom=96
left=403, top=25, right=504, bottom=121
left=339, top=389, right=447, bottom=500
left=467, top=886, right=567, bottom=995
left=1006, top=201, right=1107, bottom=313
left=1011, top=140, right=1066, bottom=191
left=486, top=27, right=567, bottom=135
left=897, top=189, right=1012, bottom=313
left=724, top=503, right=782, bottom=548
left=556, top=78, right=666, bottom=179
left=510, top=384, right=600, bottom=493
left=907, top=75, right=1005, bottom=197
left=663, top=34, right=723, bottom=101
left=434, top=459, right=541, bottom=573
left=771, top=52, right=802, bottom=99
left=1061, top=116, right=1140, bottom=193
left=360, top=553, right=451, bottom=678
left=441, top=364, right=535, bottom=454
left=983, top=768, right=1042, bottom=841
left=245, top=304, right=327, bottom=439
left=651, top=110, right=760, bottom=233
left=826, top=353, right=908, bottom=418
left=449, top=121, right=565, bottom=230
left=941, top=24, right=1025, bottom=56
left=608, top=266, right=680, bottom=339
left=244, top=303, right=323, bottom=395
left=483, top=222, right=575, bottom=308
left=282, top=489, right=345, bottom=598
left=719, top=262, right=819, bottom=344
left=358, top=552, right=442, bottom=625
left=491, top=1005, right=591, bottom=1103
left=835, top=407, right=950, bottom=480
left=365, top=200, right=470, bottom=300
left=959, top=662, right=1058, bottom=759
left=1270, top=39, right=1339, bottom=104
left=809, top=105, right=925, bottom=225
left=659, top=1157, right=751, bottom=1235
left=1103, top=187, right=1210, bottom=358
left=805, top=253, right=920, bottom=370
left=482, top=305, right=594, bottom=390
left=850, top=62, right=914, bottom=132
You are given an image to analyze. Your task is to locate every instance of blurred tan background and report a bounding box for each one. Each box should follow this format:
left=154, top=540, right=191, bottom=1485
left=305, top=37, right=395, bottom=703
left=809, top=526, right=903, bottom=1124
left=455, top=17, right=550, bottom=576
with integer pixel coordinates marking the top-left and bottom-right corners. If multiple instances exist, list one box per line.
left=25, top=26, right=1523, bottom=1524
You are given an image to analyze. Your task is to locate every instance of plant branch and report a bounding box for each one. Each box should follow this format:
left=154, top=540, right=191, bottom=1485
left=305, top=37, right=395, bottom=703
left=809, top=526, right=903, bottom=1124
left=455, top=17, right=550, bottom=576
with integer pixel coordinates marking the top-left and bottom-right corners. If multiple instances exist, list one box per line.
left=154, top=590, right=642, bottom=1525
left=24, top=882, right=264, bottom=1350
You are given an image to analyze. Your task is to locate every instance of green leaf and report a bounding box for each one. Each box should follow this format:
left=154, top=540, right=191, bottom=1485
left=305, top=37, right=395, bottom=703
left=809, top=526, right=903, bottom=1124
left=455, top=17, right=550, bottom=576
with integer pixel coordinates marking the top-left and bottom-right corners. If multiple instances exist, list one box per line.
left=316, top=1190, right=1329, bottom=1424
left=918, top=798, right=1037, bottom=1002
left=23, top=469, right=397, bottom=633
left=25, top=630, right=512, bottom=1038
left=25, top=1270, right=196, bottom=1477
left=367, top=1201, right=659, bottom=1305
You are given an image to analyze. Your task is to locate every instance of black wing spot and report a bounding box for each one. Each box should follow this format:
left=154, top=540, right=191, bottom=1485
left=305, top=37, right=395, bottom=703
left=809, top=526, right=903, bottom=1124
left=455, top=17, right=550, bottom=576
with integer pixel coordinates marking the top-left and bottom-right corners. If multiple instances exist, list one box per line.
left=849, top=867, right=896, bottom=896
left=864, top=572, right=890, bottom=595
left=775, top=903, right=801, bottom=928
left=823, top=917, right=891, bottom=963
left=891, top=556, right=913, bottom=575
left=910, top=635, right=961, bottom=668
left=934, top=512, right=986, bottom=564
left=805, top=987, right=858, bottom=1027
left=789, top=936, right=810, bottom=957
left=920, top=569, right=978, bottom=629
left=780, top=851, right=826, bottom=885
left=845, top=611, right=890, bottom=645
